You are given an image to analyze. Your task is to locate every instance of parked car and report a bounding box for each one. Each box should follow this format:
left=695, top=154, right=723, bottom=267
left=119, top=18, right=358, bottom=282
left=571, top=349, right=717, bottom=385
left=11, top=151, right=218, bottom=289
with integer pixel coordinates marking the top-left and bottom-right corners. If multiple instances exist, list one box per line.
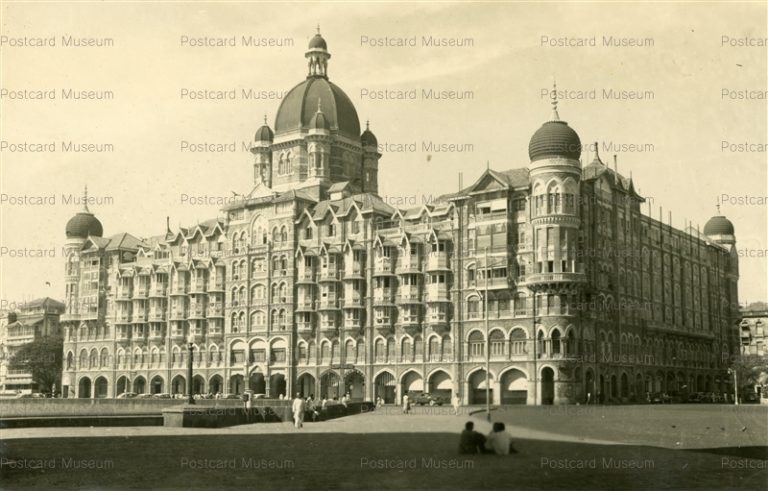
left=136, top=393, right=154, bottom=399
left=222, top=393, right=242, bottom=399
left=116, top=392, right=138, bottom=399
left=411, top=392, right=445, bottom=406
left=15, top=392, right=45, bottom=399
left=650, top=392, right=671, bottom=404
left=686, top=393, right=703, bottom=403
left=743, top=392, right=759, bottom=403
left=152, top=393, right=171, bottom=399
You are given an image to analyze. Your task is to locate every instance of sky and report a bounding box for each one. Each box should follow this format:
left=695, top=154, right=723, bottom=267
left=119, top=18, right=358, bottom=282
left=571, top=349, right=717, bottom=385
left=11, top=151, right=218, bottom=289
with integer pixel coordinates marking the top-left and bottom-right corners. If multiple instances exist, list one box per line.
left=0, top=2, right=766, bottom=310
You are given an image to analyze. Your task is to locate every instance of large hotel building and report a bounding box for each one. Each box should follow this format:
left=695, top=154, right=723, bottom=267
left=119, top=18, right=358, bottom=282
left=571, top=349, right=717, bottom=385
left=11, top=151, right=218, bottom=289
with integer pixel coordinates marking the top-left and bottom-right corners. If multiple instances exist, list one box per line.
left=60, top=32, right=741, bottom=404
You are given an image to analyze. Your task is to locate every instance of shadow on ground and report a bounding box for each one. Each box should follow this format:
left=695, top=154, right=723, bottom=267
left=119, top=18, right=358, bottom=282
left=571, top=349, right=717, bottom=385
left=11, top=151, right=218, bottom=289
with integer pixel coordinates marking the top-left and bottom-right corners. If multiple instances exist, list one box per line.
left=1, top=433, right=766, bottom=490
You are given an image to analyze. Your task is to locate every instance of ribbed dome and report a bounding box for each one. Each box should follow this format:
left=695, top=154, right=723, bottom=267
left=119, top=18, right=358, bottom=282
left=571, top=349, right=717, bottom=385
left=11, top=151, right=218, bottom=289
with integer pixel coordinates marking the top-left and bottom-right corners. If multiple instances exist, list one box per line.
left=308, top=33, right=327, bottom=50
left=361, top=128, right=377, bottom=146
left=528, top=120, right=581, bottom=162
left=275, top=77, right=360, bottom=139
left=254, top=124, right=274, bottom=142
left=703, top=216, right=734, bottom=236
left=66, top=211, right=103, bottom=239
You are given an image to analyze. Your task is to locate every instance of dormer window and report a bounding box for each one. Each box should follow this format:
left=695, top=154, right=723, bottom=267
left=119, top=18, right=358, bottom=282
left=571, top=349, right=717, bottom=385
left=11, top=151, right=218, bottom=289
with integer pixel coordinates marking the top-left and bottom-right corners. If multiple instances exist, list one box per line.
left=328, top=224, right=336, bottom=237
left=305, top=227, right=313, bottom=239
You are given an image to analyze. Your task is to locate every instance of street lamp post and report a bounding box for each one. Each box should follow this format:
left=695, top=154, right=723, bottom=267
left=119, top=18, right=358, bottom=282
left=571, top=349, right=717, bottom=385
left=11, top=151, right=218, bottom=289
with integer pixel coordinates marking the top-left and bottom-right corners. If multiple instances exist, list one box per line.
left=728, top=368, right=739, bottom=405
left=186, top=333, right=195, bottom=405
left=484, top=247, right=491, bottom=422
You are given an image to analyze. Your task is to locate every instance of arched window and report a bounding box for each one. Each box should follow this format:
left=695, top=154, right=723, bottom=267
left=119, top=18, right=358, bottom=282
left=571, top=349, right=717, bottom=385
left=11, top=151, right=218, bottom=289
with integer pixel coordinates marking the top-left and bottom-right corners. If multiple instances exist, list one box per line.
left=510, top=329, right=526, bottom=355
left=468, top=331, right=484, bottom=359
left=375, top=339, right=385, bottom=362
left=401, top=338, right=412, bottom=362
left=429, top=337, right=440, bottom=361
left=386, top=337, right=395, bottom=362
left=552, top=330, right=562, bottom=355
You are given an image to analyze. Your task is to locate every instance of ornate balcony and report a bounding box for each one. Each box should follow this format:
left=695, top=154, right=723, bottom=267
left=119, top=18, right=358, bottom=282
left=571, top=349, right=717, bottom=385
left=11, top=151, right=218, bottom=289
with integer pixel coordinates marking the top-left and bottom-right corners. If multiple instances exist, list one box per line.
left=519, top=272, right=586, bottom=289
left=396, top=291, right=423, bottom=305
left=320, top=321, right=339, bottom=337
left=170, top=285, right=188, bottom=296
left=373, top=291, right=395, bottom=307
left=170, top=310, right=187, bottom=321
left=295, top=298, right=315, bottom=312
left=116, top=312, right=132, bottom=323
left=426, top=253, right=450, bottom=271
left=343, top=265, right=365, bottom=280
left=208, top=280, right=225, bottom=292
left=318, top=298, right=340, bottom=310
left=396, top=257, right=422, bottom=275
left=132, top=311, right=148, bottom=323
left=373, top=257, right=395, bottom=276
left=149, top=285, right=167, bottom=297
left=296, top=269, right=316, bottom=284
left=343, top=296, right=364, bottom=308
left=297, top=321, right=315, bottom=338
left=133, top=287, right=148, bottom=299
left=318, top=269, right=342, bottom=282
left=207, top=305, right=224, bottom=317
left=116, top=289, right=132, bottom=301
left=374, top=319, right=394, bottom=335
left=188, top=306, right=206, bottom=319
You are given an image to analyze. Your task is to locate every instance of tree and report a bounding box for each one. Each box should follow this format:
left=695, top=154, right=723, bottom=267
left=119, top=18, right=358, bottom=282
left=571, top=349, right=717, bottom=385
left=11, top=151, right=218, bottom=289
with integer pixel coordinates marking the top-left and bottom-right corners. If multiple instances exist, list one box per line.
left=8, top=335, right=63, bottom=393
left=731, top=353, right=768, bottom=392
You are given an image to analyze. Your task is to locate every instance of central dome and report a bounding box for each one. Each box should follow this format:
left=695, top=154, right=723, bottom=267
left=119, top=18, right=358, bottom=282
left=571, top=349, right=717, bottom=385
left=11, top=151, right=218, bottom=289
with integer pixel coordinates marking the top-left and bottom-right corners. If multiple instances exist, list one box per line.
left=528, top=120, right=582, bottom=162
left=66, top=211, right=103, bottom=239
left=274, top=77, right=361, bottom=140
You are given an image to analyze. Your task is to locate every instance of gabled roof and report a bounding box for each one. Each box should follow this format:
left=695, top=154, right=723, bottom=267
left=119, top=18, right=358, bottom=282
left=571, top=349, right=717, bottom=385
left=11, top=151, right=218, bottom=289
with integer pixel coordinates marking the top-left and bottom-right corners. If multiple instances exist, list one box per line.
left=445, top=167, right=530, bottom=200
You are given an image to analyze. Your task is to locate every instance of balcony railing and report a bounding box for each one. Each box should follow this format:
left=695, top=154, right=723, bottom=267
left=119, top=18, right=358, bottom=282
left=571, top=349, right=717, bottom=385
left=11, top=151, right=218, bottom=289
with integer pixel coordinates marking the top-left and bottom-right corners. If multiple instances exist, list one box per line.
left=426, top=254, right=450, bottom=271
left=132, top=311, right=148, bottom=322
left=297, top=269, right=316, bottom=282
left=318, top=269, right=342, bottom=281
left=425, top=286, right=450, bottom=302
left=208, top=280, right=225, bottom=291
left=133, top=287, right=149, bottom=298
left=373, top=257, right=394, bottom=275
left=519, top=272, right=586, bottom=285
left=396, top=258, right=422, bottom=274
left=297, top=321, right=314, bottom=333
left=116, top=289, right=132, bottom=300
left=171, top=285, right=188, bottom=295
left=343, top=296, right=364, bottom=308
left=318, top=298, right=340, bottom=309
left=189, top=282, right=206, bottom=294
left=116, top=312, right=131, bottom=322
left=344, top=265, right=365, bottom=279
left=207, top=305, right=224, bottom=317
left=149, top=285, right=167, bottom=297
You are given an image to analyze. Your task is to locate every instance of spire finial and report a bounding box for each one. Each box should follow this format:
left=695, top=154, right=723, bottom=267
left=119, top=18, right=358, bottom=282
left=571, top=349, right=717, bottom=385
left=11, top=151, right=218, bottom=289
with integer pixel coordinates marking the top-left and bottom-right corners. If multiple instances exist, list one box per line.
left=716, top=200, right=721, bottom=214
left=82, top=185, right=90, bottom=213
left=317, top=97, right=322, bottom=112
left=366, top=120, right=370, bottom=130
left=486, top=160, right=490, bottom=170
left=263, top=114, right=268, bottom=125
left=316, top=24, right=320, bottom=34
left=550, top=78, right=560, bottom=121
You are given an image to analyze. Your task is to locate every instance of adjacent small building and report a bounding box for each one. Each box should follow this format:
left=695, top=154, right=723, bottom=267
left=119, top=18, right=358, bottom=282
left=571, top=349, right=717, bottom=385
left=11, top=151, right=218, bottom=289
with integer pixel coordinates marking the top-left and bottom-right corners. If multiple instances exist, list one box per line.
left=0, top=297, right=65, bottom=393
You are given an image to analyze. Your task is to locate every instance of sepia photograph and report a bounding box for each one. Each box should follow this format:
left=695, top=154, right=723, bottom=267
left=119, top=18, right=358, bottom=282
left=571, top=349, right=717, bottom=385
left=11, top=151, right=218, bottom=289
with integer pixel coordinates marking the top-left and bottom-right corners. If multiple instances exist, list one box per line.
left=0, top=2, right=766, bottom=490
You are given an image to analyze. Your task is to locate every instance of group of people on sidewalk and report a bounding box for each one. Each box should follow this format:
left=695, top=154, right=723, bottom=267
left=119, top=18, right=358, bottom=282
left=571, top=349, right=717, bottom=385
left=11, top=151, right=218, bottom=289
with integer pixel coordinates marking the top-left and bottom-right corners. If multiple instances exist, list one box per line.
left=458, top=421, right=516, bottom=455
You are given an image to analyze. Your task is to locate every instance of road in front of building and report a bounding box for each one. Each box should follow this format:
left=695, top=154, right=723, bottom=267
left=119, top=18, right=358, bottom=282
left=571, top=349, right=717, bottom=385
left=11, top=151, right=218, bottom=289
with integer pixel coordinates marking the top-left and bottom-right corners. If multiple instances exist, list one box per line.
left=0, top=405, right=766, bottom=490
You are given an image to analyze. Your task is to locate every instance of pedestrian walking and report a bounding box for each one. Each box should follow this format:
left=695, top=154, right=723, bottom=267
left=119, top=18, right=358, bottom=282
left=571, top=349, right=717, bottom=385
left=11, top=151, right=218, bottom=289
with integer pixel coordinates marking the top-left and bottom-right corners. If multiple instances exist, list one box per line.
left=292, top=392, right=306, bottom=429
left=452, top=393, right=461, bottom=415
left=402, top=394, right=411, bottom=414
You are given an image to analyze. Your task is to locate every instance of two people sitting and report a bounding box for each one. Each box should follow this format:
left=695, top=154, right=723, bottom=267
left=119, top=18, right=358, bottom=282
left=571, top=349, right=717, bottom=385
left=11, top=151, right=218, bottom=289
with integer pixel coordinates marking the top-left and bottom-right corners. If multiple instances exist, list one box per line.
left=458, top=421, right=515, bottom=455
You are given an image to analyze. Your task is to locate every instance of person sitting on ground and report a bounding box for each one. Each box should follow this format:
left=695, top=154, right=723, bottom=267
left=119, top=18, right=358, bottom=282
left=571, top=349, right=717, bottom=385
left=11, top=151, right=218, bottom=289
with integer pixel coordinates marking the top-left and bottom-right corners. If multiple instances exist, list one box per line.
left=458, top=421, right=490, bottom=454
left=486, top=422, right=514, bottom=455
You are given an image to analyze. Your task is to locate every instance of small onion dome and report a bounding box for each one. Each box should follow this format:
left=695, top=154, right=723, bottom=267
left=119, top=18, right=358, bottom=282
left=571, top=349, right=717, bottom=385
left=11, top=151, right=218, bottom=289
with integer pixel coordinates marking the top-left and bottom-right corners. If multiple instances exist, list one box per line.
left=703, top=216, right=734, bottom=236
left=66, top=211, right=103, bottom=238
left=308, top=33, right=327, bottom=50
left=361, top=121, right=377, bottom=147
left=254, top=120, right=274, bottom=143
left=528, top=120, right=582, bottom=162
